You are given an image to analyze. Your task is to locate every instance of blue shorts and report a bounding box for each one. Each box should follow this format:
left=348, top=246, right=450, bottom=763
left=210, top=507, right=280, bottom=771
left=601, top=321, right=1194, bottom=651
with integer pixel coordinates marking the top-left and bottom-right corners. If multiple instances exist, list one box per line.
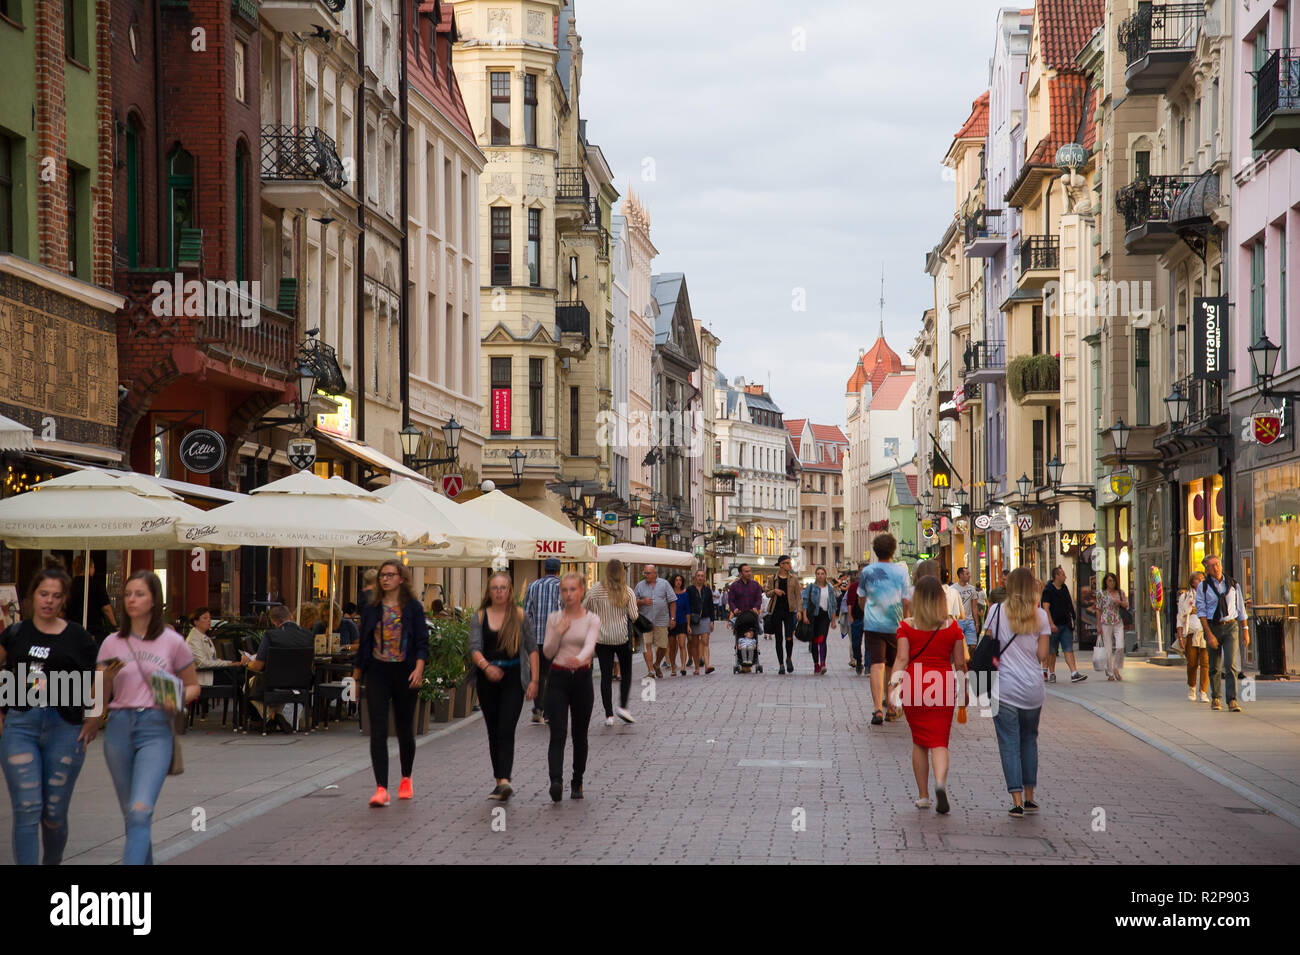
left=959, top=618, right=977, bottom=645
left=1050, top=626, right=1074, bottom=655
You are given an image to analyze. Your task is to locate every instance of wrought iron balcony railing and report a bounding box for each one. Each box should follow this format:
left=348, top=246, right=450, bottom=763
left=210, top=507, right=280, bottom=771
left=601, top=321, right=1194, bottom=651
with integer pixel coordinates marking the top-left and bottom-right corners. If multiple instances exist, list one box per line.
left=1256, top=49, right=1300, bottom=130
left=555, top=165, right=587, bottom=202
left=1169, top=374, right=1224, bottom=430
left=555, top=301, right=591, bottom=339
left=1118, top=3, right=1204, bottom=67
left=963, top=208, right=1003, bottom=245
left=1017, top=235, right=1058, bottom=275
left=962, top=339, right=1006, bottom=378
left=1114, top=175, right=1197, bottom=233
left=260, top=125, right=346, bottom=189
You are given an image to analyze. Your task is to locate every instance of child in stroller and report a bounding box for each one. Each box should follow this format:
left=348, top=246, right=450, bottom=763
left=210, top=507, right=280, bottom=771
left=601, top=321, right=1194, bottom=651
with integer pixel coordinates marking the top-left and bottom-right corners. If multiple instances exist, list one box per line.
left=732, top=609, right=763, bottom=673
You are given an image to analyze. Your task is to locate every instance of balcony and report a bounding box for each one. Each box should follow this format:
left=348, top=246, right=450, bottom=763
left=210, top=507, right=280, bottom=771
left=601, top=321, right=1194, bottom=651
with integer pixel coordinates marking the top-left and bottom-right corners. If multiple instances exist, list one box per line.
left=555, top=166, right=587, bottom=202
left=1114, top=175, right=1197, bottom=254
left=962, top=339, right=1006, bottom=385
left=260, top=125, right=346, bottom=210
left=1158, top=374, right=1225, bottom=439
left=1007, top=354, right=1060, bottom=407
left=556, top=300, right=591, bottom=357
left=963, top=209, right=1005, bottom=258
left=1253, top=49, right=1300, bottom=152
left=258, top=0, right=344, bottom=37
left=1119, top=3, right=1203, bottom=95
left=1015, top=235, right=1058, bottom=291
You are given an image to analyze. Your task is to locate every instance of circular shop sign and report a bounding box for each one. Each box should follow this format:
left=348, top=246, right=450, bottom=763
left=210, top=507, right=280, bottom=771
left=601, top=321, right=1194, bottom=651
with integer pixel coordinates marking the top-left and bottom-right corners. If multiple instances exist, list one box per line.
left=178, top=429, right=226, bottom=474
left=974, top=514, right=992, bottom=531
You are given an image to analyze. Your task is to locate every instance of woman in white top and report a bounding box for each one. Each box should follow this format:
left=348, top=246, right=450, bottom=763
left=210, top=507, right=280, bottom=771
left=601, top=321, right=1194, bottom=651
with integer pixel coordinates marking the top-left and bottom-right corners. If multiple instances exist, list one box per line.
left=582, top=559, right=639, bottom=726
left=542, top=572, right=601, bottom=802
left=185, top=607, right=243, bottom=688
left=1177, top=571, right=1208, bottom=702
left=983, top=567, right=1051, bottom=818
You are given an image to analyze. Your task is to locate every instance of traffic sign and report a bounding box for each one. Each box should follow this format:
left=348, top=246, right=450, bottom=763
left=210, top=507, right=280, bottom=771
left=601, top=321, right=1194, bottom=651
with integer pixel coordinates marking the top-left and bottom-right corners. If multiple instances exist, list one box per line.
left=647, top=520, right=660, bottom=535
left=1016, top=514, right=1033, bottom=533
left=442, top=473, right=464, bottom=498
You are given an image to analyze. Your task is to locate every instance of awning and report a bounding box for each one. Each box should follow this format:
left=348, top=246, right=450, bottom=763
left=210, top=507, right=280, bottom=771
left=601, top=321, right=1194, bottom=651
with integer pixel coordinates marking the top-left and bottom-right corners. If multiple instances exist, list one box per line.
left=0, top=414, right=34, bottom=452
left=316, top=432, right=432, bottom=486
left=31, top=438, right=122, bottom=463
left=598, top=542, right=696, bottom=568
left=21, top=454, right=246, bottom=504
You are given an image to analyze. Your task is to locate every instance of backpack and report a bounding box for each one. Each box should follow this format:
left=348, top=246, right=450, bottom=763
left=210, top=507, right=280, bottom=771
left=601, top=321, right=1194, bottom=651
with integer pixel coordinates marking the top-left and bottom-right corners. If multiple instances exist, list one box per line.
left=968, top=605, right=1018, bottom=676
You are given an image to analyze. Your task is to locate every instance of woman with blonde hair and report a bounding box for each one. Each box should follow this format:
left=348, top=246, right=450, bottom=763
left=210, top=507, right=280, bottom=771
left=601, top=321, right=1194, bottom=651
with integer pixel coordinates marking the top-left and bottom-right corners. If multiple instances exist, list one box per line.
left=583, top=559, right=640, bottom=725
left=888, top=577, right=966, bottom=813
left=543, top=573, right=600, bottom=801
left=982, top=567, right=1051, bottom=818
left=468, top=572, right=539, bottom=801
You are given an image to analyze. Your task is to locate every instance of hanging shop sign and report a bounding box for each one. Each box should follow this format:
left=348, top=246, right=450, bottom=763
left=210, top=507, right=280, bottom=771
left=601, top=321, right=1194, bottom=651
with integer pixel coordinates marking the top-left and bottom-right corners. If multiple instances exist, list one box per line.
left=602, top=510, right=618, bottom=526
left=974, top=513, right=992, bottom=531
left=1245, top=410, right=1285, bottom=446
left=1015, top=514, right=1033, bottom=533
left=921, top=519, right=936, bottom=541
left=988, top=514, right=1010, bottom=533
left=178, top=429, right=226, bottom=474
left=931, top=449, right=951, bottom=489
left=1192, top=296, right=1228, bottom=381
left=442, top=472, right=464, bottom=498
left=1110, top=471, right=1133, bottom=497
left=316, top=394, right=353, bottom=439
left=287, top=437, right=317, bottom=471
left=1059, top=531, right=1096, bottom=556
left=490, top=388, right=511, bottom=433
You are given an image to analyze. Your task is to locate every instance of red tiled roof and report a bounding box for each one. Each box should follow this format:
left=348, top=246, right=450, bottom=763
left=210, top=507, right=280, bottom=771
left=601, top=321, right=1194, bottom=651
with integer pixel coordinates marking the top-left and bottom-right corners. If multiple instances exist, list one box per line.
left=847, top=337, right=904, bottom=393
left=906, top=474, right=918, bottom=498
left=953, top=91, right=990, bottom=142
left=784, top=418, right=806, bottom=458
left=1025, top=71, right=1091, bottom=166
left=1038, top=0, right=1104, bottom=70
left=810, top=423, right=848, bottom=445
left=1080, top=87, right=1098, bottom=151
left=409, top=2, right=475, bottom=143
left=869, top=373, right=915, bottom=412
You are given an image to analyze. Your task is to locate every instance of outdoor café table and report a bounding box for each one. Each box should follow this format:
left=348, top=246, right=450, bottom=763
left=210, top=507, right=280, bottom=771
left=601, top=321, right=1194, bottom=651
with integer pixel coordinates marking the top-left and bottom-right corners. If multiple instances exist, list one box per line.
left=194, top=664, right=246, bottom=732
left=313, top=658, right=356, bottom=727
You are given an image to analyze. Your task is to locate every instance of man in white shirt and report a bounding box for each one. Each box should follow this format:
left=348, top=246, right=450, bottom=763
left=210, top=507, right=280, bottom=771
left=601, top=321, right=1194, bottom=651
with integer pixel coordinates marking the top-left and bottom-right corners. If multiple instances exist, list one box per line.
left=953, top=567, right=985, bottom=648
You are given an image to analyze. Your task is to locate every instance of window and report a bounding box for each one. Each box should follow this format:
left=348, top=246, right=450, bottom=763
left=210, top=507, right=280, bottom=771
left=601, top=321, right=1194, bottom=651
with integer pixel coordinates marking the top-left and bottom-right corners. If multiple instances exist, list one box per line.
left=1, top=0, right=19, bottom=22
left=1134, top=328, right=1150, bottom=427
left=491, top=357, right=511, bottom=435
left=1251, top=239, right=1266, bottom=367
left=1253, top=34, right=1270, bottom=159
left=491, top=206, right=510, bottom=287
left=64, top=0, right=86, bottom=62
left=490, top=72, right=510, bottom=145
left=1032, top=419, right=1044, bottom=487
left=1031, top=304, right=1042, bottom=355
left=529, top=357, right=543, bottom=436
left=125, top=119, right=142, bottom=264
left=527, top=208, right=540, bottom=286
left=234, top=40, right=246, bottom=102
left=66, top=163, right=79, bottom=276
left=234, top=144, right=248, bottom=282
left=523, top=73, right=538, bottom=147
left=570, top=387, right=580, bottom=456
left=0, top=135, right=13, bottom=254
left=1282, top=221, right=1289, bottom=368
left=1134, top=150, right=1150, bottom=180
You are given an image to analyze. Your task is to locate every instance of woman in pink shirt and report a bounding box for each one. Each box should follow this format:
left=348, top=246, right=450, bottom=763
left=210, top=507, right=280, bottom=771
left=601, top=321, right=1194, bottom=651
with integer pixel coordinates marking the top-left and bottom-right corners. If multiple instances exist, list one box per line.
left=96, top=571, right=199, bottom=865
left=542, top=572, right=600, bottom=802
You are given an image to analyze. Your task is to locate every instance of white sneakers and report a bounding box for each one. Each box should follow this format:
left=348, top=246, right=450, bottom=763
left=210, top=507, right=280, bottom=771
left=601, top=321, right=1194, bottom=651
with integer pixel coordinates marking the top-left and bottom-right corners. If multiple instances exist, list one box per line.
left=615, top=706, right=636, bottom=724
left=1188, top=687, right=1197, bottom=701
left=1199, top=690, right=1210, bottom=703
left=604, top=716, right=615, bottom=726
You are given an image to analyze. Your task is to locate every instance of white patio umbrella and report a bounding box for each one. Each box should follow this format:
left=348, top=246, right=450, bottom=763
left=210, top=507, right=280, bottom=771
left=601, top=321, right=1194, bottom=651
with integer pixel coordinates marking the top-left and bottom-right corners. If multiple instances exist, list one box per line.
left=460, top=490, right=597, bottom=563
left=597, top=542, right=696, bottom=568
left=175, top=470, right=446, bottom=619
left=0, top=468, right=214, bottom=625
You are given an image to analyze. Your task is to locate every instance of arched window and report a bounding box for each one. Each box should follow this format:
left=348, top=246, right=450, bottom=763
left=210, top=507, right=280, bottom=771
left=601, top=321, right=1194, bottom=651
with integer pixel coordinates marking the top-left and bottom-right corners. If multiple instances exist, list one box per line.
left=234, top=142, right=250, bottom=282
left=167, top=147, right=195, bottom=268
left=766, top=527, right=776, bottom=556
left=125, top=116, right=144, bottom=267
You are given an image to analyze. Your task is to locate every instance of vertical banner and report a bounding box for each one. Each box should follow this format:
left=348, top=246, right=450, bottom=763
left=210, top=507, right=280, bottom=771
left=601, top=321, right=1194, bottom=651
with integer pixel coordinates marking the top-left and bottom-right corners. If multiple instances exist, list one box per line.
left=491, top=387, right=511, bottom=433
left=1192, top=296, right=1228, bottom=381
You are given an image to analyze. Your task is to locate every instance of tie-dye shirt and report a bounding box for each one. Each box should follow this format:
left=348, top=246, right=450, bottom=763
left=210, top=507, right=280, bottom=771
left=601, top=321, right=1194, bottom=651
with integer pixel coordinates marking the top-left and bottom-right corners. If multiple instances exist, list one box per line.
left=856, top=561, right=913, bottom=633
left=374, top=603, right=405, bottom=662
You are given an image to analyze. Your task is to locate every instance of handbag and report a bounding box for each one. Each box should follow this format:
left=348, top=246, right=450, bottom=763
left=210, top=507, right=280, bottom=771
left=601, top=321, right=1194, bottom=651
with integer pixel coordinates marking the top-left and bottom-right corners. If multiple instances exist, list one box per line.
left=794, top=618, right=812, bottom=642
left=763, top=612, right=776, bottom=635
left=968, top=605, right=1011, bottom=676
left=1119, top=603, right=1134, bottom=628
left=122, top=637, right=186, bottom=776
left=1092, top=642, right=1108, bottom=672
left=633, top=613, right=654, bottom=634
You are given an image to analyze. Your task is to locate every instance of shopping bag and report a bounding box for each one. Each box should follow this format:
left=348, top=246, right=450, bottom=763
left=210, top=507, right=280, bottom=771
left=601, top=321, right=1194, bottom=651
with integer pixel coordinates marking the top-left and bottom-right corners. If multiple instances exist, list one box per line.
left=1092, top=643, right=1108, bottom=672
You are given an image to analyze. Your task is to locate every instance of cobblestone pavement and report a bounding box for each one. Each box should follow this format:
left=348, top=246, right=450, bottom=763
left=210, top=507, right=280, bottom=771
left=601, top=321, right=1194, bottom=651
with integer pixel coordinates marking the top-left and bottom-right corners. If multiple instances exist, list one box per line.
left=171, top=628, right=1300, bottom=864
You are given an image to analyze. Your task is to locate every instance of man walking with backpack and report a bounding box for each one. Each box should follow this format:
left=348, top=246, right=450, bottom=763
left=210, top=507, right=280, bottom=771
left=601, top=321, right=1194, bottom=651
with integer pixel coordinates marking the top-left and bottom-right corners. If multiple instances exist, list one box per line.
left=1195, top=555, right=1250, bottom=712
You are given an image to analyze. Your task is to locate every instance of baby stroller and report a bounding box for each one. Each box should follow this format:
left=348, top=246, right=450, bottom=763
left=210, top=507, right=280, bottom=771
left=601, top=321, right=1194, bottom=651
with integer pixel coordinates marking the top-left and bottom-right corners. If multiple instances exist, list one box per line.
left=733, top=609, right=763, bottom=673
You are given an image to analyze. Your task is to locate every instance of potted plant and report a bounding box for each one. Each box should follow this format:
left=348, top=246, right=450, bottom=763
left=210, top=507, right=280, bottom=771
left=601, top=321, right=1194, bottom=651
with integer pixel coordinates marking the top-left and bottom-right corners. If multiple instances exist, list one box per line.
left=422, top=610, right=470, bottom=724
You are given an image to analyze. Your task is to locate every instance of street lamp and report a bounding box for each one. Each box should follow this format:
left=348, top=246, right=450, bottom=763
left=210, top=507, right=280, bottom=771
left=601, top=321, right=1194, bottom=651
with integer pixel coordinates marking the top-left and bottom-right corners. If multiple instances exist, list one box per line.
left=1108, top=418, right=1131, bottom=457
left=667, top=505, right=679, bottom=525
left=566, top=477, right=585, bottom=508
left=705, top=516, right=714, bottom=533
left=954, top=486, right=969, bottom=511
left=296, top=362, right=317, bottom=409
left=1249, top=334, right=1300, bottom=400
left=1164, top=386, right=1190, bottom=430
left=1016, top=473, right=1032, bottom=500
left=1046, top=456, right=1064, bottom=487
left=399, top=416, right=463, bottom=470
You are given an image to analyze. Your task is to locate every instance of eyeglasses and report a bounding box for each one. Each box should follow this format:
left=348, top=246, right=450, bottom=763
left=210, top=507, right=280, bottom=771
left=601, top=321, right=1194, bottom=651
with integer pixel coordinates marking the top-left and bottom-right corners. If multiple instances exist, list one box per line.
left=379, top=572, right=401, bottom=579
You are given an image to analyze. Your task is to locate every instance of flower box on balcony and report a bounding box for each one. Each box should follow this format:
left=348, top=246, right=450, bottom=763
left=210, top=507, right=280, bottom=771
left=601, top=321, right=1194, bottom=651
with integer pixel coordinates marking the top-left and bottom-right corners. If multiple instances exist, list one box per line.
left=1007, top=354, right=1060, bottom=404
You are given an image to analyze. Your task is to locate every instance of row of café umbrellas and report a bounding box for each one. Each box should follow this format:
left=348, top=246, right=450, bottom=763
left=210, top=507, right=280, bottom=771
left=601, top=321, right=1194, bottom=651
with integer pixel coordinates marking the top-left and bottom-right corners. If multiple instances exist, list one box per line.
left=0, top=467, right=598, bottom=625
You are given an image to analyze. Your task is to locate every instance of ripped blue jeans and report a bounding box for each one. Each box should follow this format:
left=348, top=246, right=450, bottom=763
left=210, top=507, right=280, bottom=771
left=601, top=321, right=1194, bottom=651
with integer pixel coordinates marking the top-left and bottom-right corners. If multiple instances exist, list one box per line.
left=102, top=707, right=173, bottom=865
left=0, top=707, right=88, bottom=865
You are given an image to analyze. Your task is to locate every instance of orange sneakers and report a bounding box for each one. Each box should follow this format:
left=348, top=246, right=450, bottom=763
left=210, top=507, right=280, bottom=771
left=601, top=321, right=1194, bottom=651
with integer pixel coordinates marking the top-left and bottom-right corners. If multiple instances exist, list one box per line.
left=398, top=777, right=414, bottom=800
left=369, top=786, right=390, bottom=807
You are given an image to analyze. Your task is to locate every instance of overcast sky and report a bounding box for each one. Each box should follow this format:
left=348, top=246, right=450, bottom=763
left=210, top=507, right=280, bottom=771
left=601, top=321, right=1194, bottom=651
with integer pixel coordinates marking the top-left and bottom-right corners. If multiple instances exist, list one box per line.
left=577, top=0, right=998, bottom=425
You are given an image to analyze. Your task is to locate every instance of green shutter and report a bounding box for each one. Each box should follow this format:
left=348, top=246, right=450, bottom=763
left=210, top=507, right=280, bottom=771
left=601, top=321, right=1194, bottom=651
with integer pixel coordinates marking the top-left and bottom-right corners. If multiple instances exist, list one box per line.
left=278, top=277, right=298, bottom=316
left=125, top=126, right=139, bottom=267
left=176, top=227, right=202, bottom=269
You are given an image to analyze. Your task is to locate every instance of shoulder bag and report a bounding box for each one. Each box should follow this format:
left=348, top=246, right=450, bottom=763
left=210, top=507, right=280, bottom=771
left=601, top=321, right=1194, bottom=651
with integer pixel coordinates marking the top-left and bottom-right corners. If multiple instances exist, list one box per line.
left=123, top=637, right=186, bottom=776
left=968, top=605, right=1013, bottom=676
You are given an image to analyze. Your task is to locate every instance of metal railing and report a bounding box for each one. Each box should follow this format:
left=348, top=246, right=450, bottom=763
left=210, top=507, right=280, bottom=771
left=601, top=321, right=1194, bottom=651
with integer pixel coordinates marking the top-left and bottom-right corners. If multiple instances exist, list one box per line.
left=1118, top=3, right=1204, bottom=67
left=1017, top=235, right=1059, bottom=274
left=1114, top=175, right=1197, bottom=233
left=963, top=208, right=1003, bottom=245
left=962, top=339, right=1006, bottom=377
left=555, top=166, right=586, bottom=201
left=1256, top=49, right=1300, bottom=129
left=1170, top=374, right=1223, bottom=429
left=260, top=125, right=346, bottom=189
left=555, top=301, right=590, bottom=338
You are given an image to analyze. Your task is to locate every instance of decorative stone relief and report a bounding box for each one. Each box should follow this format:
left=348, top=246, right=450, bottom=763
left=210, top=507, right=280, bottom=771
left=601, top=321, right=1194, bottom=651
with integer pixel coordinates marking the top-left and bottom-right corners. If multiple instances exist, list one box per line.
left=527, top=153, right=544, bottom=166
left=490, top=173, right=516, bottom=195
left=526, top=10, right=545, bottom=37
left=488, top=8, right=511, bottom=34
left=528, top=173, right=546, bottom=193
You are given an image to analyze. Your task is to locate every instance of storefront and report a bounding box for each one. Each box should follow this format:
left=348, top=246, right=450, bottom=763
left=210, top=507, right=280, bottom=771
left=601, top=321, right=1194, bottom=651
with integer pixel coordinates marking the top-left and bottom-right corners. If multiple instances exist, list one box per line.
left=1246, top=462, right=1300, bottom=675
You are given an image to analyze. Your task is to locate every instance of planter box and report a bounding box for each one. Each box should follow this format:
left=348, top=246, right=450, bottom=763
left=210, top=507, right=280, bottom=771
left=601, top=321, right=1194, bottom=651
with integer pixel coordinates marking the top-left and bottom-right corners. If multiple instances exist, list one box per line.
left=433, top=690, right=454, bottom=723
left=452, top=678, right=475, bottom=717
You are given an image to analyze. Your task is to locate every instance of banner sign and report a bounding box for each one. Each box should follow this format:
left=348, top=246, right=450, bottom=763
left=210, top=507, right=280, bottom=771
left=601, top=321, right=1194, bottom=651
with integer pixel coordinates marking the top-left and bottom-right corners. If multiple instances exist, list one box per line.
left=491, top=388, right=511, bottom=433
left=1192, top=297, right=1228, bottom=381
left=1060, top=530, right=1096, bottom=556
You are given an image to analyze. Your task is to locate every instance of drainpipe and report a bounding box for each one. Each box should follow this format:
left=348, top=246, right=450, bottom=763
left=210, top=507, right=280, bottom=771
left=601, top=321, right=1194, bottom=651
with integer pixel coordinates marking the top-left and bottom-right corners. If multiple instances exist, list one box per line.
left=355, top=6, right=367, bottom=442
left=398, top=0, right=410, bottom=427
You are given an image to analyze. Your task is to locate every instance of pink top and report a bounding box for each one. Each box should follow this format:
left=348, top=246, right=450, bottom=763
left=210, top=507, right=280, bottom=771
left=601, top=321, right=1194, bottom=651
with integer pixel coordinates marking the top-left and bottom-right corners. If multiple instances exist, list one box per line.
left=98, top=627, right=194, bottom=710
left=543, top=609, right=600, bottom=668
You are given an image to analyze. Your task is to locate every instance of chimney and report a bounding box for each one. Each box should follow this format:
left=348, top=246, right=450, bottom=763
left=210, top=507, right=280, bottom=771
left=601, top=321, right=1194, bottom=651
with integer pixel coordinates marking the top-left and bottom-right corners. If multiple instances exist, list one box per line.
left=743, top=384, right=764, bottom=396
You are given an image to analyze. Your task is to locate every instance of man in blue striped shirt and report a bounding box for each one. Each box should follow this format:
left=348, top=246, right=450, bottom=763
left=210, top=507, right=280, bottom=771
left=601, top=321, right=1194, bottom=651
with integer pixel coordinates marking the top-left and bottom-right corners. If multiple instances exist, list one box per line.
left=524, top=558, right=563, bottom=723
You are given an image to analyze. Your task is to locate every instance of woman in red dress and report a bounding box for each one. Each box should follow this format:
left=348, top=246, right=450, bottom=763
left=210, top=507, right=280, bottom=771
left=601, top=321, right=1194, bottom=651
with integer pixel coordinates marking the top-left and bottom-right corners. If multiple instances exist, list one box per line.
left=888, top=576, right=967, bottom=814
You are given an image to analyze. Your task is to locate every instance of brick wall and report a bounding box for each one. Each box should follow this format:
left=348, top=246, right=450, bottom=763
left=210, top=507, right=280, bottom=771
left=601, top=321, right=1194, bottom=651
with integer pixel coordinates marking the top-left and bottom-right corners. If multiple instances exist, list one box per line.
left=34, top=0, right=68, bottom=271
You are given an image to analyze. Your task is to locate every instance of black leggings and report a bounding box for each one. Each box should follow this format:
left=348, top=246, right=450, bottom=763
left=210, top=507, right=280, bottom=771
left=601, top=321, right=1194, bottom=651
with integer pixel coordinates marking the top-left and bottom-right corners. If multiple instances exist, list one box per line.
left=809, top=610, right=830, bottom=665
left=772, top=610, right=795, bottom=668
left=365, top=661, right=418, bottom=788
left=594, top=642, right=633, bottom=716
left=477, top=672, right=525, bottom=779
left=545, top=666, right=594, bottom=785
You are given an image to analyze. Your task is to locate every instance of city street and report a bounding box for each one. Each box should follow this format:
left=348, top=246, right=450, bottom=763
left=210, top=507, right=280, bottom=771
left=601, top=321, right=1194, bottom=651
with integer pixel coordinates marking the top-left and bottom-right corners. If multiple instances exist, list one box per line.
left=158, top=630, right=1300, bottom=865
